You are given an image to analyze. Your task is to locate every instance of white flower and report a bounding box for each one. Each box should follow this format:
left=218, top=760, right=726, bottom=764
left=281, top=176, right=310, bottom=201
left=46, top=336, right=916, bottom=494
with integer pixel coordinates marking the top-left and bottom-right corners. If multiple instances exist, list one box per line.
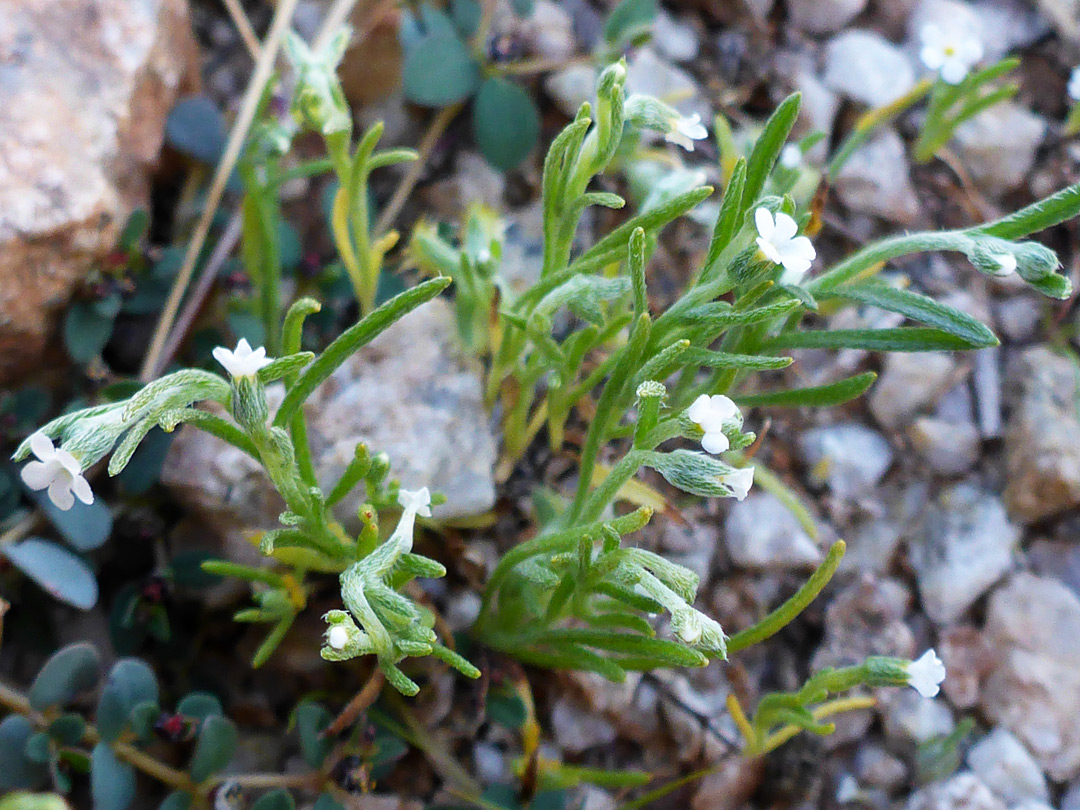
left=20, top=432, right=94, bottom=511
left=780, top=143, right=802, bottom=169
left=754, top=208, right=816, bottom=284
left=212, top=338, right=273, bottom=379
left=665, top=113, right=708, bottom=152
left=721, top=466, right=754, bottom=501
left=990, top=252, right=1017, bottom=276
left=687, top=394, right=739, bottom=454
left=1069, top=66, right=1080, bottom=102
left=327, top=625, right=350, bottom=650
left=905, top=648, right=947, bottom=698
left=920, top=24, right=983, bottom=85
left=398, top=487, right=432, bottom=518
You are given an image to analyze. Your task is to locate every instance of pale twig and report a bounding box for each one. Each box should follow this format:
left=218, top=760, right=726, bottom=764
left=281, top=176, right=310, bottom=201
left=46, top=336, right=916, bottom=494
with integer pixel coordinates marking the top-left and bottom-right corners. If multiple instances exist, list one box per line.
left=220, top=0, right=262, bottom=60
left=140, top=0, right=302, bottom=382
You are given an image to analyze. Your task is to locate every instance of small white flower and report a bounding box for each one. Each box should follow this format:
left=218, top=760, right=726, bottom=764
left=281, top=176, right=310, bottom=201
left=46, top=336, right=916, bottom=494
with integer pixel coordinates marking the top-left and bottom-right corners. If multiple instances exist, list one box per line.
left=327, top=625, right=350, bottom=650
left=1069, top=66, right=1080, bottom=102
left=754, top=208, right=816, bottom=284
left=20, top=432, right=94, bottom=511
left=721, top=466, right=754, bottom=501
left=664, top=113, right=708, bottom=152
left=212, top=338, right=273, bottom=379
left=905, top=648, right=947, bottom=698
left=687, top=394, right=739, bottom=454
left=990, top=252, right=1017, bottom=276
left=780, top=143, right=802, bottom=169
left=398, top=487, right=432, bottom=518
left=920, top=24, right=983, bottom=85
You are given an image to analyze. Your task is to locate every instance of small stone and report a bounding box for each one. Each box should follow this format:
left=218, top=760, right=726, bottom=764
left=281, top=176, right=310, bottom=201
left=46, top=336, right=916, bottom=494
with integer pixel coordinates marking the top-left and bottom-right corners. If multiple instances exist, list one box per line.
left=909, top=484, right=1019, bottom=625
left=788, top=0, right=868, bottom=34
left=909, top=417, right=981, bottom=475
left=906, top=773, right=1007, bottom=810
left=813, top=576, right=916, bottom=670
left=981, top=572, right=1080, bottom=780
left=652, top=10, right=699, bottom=62
left=938, top=625, right=995, bottom=709
left=968, top=728, right=1050, bottom=805
left=870, top=352, right=959, bottom=429
left=835, top=128, right=921, bottom=225
left=492, top=0, right=574, bottom=62
left=856, top=744, right=908, bottom=791
left=952, top=103, right=1046, bottom=196
left=792, top=70, right=841, bottom=161
left=691, top=757, right=763, bottom=810
left=823, top=30, right=917, bottom=107
left=969, top=0, right=1052, bottom=57
left=973, top=347, right=1003, bottom=439
left=1036, top=0, right=1080, bottom=43
left=882, top=688, right=955, bottom=745
left=724, top=493, right=823, bottom=569
left=544, top=64, right=597, bottom=118
left=1004, top=347, right=1080, bottom=523
left=626, top=47, right=709, bottom=121
left=994, top=295, right=1043, bottom=343
left=550, top=696, right=617, bottom=754
left=799, top=422, right=894, bottom=499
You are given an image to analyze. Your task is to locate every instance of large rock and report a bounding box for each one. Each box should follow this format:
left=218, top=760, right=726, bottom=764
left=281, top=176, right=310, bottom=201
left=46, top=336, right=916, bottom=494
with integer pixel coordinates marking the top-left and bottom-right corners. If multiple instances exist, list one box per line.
left=0, top=0, right=197, bottom=381
left=967, top=728, right=1050, bottom=806
left=952, top=102, right=1046, bottom=197
left=981, top=572, right=1080, bottom=780
left=869, top=352, right=958, bottom=429
left=835, top=128, right=921, bottom=225
left=788, top=0, right=868, bottom=34
left=723, top=492, right=823, bottom=569
left=906, top=773, right=1007, bottom=810
left=822, top=30, right=917, bottom=108
left=162, top=299, right=499, bottom=541
left=1004, top=347, right=1080, bottom=523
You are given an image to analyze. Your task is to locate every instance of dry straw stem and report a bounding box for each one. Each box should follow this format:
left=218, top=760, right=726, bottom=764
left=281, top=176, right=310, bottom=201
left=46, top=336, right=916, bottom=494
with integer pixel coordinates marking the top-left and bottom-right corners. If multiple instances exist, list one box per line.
left=220, top=0, right=261, bottom=59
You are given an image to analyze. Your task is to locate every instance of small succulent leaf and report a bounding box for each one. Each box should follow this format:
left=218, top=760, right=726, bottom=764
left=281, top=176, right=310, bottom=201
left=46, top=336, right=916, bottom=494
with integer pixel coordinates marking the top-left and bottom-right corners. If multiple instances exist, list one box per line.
left=29, top=642, right=101, bottom=711
left=295, top=702, right=334, bottom=768
left=96, top=659, right=159, bottom=743
left=3, top=539, right=98, bottom=610
left=188, top=715, right=238, bottom=783
left=0, top=716, right=49, bottom=790
left=91, top=743, right=136, bottom=810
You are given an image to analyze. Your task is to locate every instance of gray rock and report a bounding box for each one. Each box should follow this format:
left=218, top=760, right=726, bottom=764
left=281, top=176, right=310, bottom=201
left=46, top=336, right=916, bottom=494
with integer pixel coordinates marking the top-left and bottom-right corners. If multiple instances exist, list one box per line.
left=162, top=299, right=498, bottom=543
left=967, top=728, right=1050, bottom=805
left=939, top=625, right=994, bottom=709
left=792, top=70, right=841, bottom=161
left=856, top=744, right=908, bottom=791
left=906, top=773, right=1007, bottom=810
left=835, top=128, right=921, bottom=225
left=652, top=10, right=699, bottom=62
left=883, top=688, right=955, bottom=744
left=626, top=47, right=710, bottom=121
left=1036, top=0, right=1080, bottom=43
left=799, top=422, right=894, bottom=499
left=973, top=347, right=1003, bottom=439
left=492, top=0, right=575, bottom=62
left=971, top=0, right=1052, bottom=55
left=788, top=0, right=868, bottom=33
left=724, top=493, right=823, bottom=569
left=953, top=103, right=1046, bottom=196
left=909, top=484, right=1019, bottom=625
left=870, top=352, right=959, bottom=429
left=1004, top=347, right=1080, bottom=523
left=813, top=576, right=916, bottom=671
left=823, top=30, right=918, bottom=107
left=982, top=572, right=1080, bottom=780
left=544, top=64, right=597, bottom=118
left=909, top=416, right=981, bottom=475
left=550, top=695, right=617, bottom=753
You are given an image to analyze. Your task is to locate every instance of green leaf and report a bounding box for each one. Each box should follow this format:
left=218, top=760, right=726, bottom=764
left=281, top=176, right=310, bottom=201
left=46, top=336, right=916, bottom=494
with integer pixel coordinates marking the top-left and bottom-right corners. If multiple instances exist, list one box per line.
left=741, top=93, right=801, bottom=213
left=64, top=300, right=117, bottom=365
left=24, top=732, right=51, bottom=764
left=473, top=77, right=541, bottom=171
left=91, top=743, right=136, bottom=810
left=0, top=716, right=48, bottom=790
left=251, top=790, right=295, bottom=810
left=29, top=642, right=101, bottom=711
left=974, top=180, right=1080, bottom=240
left=166, top=95, right=227, bottom=165
left=681, top=346, right=792, bottom=370
left=115, top=427, right=174, bottom=496
left=35, top=495, right=113, bottom=551
left=159, top=793, right=192, bottom=810
left=313, top=795, right=344, bottom=810
left=822, top=283, right=998, bottom=348
left=734, top=371, right=877, bottom=408
left=48, top=714, right=87, bottom=746
left=3, top=538, right=98, bottom=610
left=97, top=659, right=159, bottom=743
left=129, top=702, right=159, bottom=741
left=176, top=692, right=223, bottom=722
left=486, top=692, right=527, bottom=729
left=764, top=327, right=979, bottom=352
left=188, top=715, right=237, bottom=783
left=603, top=0, right=657, bottom=44
left=295, top=702, right=333, bottom=768
left=402, top=34, right=480, bottom=107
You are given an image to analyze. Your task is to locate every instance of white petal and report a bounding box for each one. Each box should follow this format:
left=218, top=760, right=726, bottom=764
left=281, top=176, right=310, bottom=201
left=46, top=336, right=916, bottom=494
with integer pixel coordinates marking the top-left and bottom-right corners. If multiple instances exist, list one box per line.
left=772, top=212, right=799, bottom=242
left=723, top=467, right=754, bottom=500
left=29, top=432, right=56, bottom=462
left=328, top=625, right=349, bottom=650
left=906, top=649, right=947, bottom=698
left=756, top=236, right=784, bottom=266
left=399, top=486, right=433, bottom=518
left=687, top=394, right=712, bottom=425
left=959, top=38, right=983, bottom=64
left=790, top=235, right=816, bottom=262
left=21, top=460, right=55, bottom=491
left=677, top=114, right=707, bottom=141
left=235, top=338, right=254, bottom=359
left=708, top=395, right=739, bottom=421
left=940, top=58, right=968, bottom=85
left=71, top=474, right=94, bottom=505
left=701, top=432, right=730, bottom=454
left=780, top=251, right=813, bottom=278
left=920, top=24, right=944, bottom=49
left=47, top=479, right=75, bottom=511
left=212, top=346, right=237, bottom=375
left=55, top=448, right=83, bottom=476
left=754, top=208, right=775, bottom=241
left=664, top=130, right=695, bottom=152
left=780, top=144, right=801, bottom=169
left=992, top=253, right=1017, bottom=275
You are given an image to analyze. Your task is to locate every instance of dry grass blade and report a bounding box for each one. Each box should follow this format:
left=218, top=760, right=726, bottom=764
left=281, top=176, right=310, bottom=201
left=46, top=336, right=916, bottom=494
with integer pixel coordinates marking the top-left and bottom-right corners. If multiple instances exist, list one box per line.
left=221, top=0, right=262, bottom=60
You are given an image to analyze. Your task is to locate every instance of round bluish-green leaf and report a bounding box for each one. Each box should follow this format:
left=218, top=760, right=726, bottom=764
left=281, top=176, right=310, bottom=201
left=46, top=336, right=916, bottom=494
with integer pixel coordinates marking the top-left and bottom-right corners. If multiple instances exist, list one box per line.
left=188, top=715, right=237, bottom=783
left=63, top=298, right=118, bottom=365
left=313, top=795, right=344, bottom=810
left=251, top=790, right=295, bottom=810
left=29, top=642, right=101, bottom=711
left=23, top=732, right=51, bottom=764
left=91, top=743, right=136, bottom=810
left=97, top=659, right=159, bottom=743
left=48, top=714, right=87, bottom=746
left=159, top=793, right=192, bottom=810
left=176, top=692, right=222, bottom=722
left=402, top=34, right=480, bottom=107
left=166, top=95, right=227, bottom=165
left=472, top=77, right=540, bottom=171
left=4, top=538, right=98, bottom=610
left=0, top=716, right=48, bottom=790
left=129, top=701, right=159, bottom=742
left=295, top=701, right=333, bottom=768
left=36, top=495, right=113, bottom=551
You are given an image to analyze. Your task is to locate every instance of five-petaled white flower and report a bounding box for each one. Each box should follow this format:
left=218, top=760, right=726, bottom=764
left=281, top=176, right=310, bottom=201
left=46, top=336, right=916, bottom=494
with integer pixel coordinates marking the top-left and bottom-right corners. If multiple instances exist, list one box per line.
left=687, top=394, right=739, bottom=454
left=1069, top=67, right=1080, bottom=102
left=665, top=113, right=708, bottom=152
left=919, top=24, right=983, bottom=85
left=755, top=208, right=816, bottom=284
left=906, top=648, right=947, bottom=698
left=327, top=624, right=350, bottom=650
left=20, top=432, right=94, bottom=511
left=212, top=339, right=273, bottom=379
left=780, top=143, right=802, bottom=169
left=721, top=466, right=754, bottom=501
